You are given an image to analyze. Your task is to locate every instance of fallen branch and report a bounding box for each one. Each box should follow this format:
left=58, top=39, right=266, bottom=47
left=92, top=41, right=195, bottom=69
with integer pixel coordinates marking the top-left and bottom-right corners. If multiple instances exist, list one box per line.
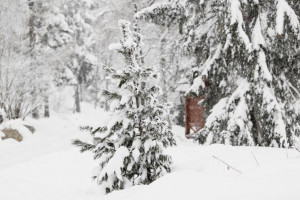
left=251, top=151, right=260, bottom=166
left=212, top=155, right=242, bottom=174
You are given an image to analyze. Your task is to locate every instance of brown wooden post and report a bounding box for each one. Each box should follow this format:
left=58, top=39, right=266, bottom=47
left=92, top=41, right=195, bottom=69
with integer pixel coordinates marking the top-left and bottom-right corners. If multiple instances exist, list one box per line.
left=185, top=96, right=206, bottom=137
left=185, top=98, right=190, bottom=136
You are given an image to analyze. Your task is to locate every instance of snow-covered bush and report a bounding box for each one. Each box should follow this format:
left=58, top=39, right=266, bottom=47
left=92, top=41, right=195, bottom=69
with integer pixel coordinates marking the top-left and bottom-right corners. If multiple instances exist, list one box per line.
left=0, top=0, right=41, bottom=120
left=73, top=20, right=176, bottom=194
left=137, top=0, right=300, bottom=147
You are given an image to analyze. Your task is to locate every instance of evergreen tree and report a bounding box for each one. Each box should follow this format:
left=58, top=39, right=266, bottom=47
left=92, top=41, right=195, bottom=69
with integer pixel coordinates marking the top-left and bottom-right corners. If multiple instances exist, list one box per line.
left=62, top=0, right=98, bottom=113
left=137, top=0, right=300, bottom=147
left=34, top=1, right=71, bottom=51
left=33, top=0, right=72, bottom=117
left=73, top=20, right=176, bottom=193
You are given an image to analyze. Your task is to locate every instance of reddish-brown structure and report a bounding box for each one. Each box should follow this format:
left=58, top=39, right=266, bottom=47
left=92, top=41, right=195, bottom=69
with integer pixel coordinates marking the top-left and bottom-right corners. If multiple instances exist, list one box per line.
left=185, top=96, right=206, bottom=136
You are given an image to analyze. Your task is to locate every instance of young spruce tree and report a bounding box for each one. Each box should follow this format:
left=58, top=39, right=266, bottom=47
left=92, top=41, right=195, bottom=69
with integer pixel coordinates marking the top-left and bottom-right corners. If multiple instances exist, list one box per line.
left=73, top=20, right=176, bottom=194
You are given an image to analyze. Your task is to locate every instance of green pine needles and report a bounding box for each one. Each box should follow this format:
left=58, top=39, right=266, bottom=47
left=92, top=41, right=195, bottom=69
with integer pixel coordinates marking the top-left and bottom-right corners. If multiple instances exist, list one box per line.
left=73, top=20, right=176, bottom=194
left=137, top=0, right=300, bottom=148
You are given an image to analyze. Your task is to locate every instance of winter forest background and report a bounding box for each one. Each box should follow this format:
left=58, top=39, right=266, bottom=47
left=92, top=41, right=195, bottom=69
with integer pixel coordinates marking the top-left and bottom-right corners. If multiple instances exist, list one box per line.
left=0, top=0, right=300, bottom=199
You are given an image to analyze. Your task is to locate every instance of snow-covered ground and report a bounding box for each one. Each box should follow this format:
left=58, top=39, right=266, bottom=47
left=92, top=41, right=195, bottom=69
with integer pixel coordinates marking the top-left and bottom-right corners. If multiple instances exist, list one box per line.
left=1, top=104, right=300, bottom=200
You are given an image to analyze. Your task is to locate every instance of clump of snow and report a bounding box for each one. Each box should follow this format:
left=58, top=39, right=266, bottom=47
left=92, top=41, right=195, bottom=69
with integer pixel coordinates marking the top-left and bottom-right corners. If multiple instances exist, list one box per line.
left=98, top=146, right=129, bottom=181
left=135, top=1, right=181, bottom=20
left=188, top=44, right=222, bottom=93
left=108, top=43, right=122, bottom=51
left=230, top=0, right=252, bottom=51
left=205, top=98, right=228, bottom=130
left=276, top=0, right=300, bottom=35
left=252, top=17, right=266, bottom=50
left=254, top=51, right=272, bottom=82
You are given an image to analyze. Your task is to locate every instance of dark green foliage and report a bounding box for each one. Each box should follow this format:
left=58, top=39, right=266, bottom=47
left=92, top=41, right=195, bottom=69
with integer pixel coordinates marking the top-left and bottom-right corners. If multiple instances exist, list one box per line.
left=138, top=0, right=300, bottom=147
left=73, top=20, right=176, bottom=194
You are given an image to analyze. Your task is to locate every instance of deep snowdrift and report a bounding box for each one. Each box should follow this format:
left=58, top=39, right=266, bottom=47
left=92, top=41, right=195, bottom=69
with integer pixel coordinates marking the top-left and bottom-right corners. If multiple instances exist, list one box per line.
left=0, top=105, right=299, bottom=200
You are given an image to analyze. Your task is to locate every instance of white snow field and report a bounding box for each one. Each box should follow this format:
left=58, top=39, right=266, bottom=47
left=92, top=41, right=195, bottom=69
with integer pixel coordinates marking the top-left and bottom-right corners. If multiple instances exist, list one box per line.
left=1, top=104, right=300, bottom=200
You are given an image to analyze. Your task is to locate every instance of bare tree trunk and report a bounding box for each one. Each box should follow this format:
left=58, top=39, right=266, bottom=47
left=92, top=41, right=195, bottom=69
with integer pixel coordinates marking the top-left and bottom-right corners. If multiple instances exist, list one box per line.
left=28, top=0, right=39, bottom=119
left=44, top=95, right=50, bottom=118
left=75, top=84, right=81, bottom=113
left=80, top=83, right=83, bottom=102
left=28, top=0, right=35, bottom=52
left=32, top=107, right=39, bottom=119
left=105, top=78, right=109, bottom=111
left=94, top=66, right=100, bottom=109
left=0, top=114, right=3, bottom=124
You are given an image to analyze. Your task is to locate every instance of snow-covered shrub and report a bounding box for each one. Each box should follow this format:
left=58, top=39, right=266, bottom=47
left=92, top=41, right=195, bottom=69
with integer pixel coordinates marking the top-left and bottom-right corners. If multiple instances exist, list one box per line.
left=0, top=51, right=39, bottom=120
left=0, top=0, right=48, bottom=120
left=73, top=20, right=176, bottom=193
left=137, top=0, right=300, bottom=148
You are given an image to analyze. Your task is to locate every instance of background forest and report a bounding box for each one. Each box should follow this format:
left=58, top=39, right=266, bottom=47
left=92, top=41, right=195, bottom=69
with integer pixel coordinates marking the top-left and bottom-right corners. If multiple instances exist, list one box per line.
left=1, top=0, right=299, bottom=147
left=0, top=0, right=186, bottom=122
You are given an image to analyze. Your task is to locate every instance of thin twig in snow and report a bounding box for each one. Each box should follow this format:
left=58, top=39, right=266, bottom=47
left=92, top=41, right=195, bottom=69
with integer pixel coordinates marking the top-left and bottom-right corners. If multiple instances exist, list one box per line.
left=212, top=156, right=242, bottom=174
left=251, top=151, right=260, bottom=166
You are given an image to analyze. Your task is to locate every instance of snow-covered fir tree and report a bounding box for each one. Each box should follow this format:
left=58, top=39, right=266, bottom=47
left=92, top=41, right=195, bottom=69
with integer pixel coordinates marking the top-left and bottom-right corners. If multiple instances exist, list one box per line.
left=33, top=0, right=73, bottom=117
left=137, top=0, right=300, bottom=147
left=34, top=1, right=71, bottom=51
left=73, top=20, right=176, bottom=194
left=62, top=0, right=98, bottom=113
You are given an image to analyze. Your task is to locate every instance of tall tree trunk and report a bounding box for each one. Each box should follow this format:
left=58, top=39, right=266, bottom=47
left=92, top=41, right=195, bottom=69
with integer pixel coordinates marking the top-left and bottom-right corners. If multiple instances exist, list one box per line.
left=28, top=0, right=39, bottom=119
left=80, top=83, right=83, bottom=102
left=0, top=114, right=3, bottom=124
left=75, top=84, right=81, bottom=113
left=105, top=78, right=109, bottom=111
left=28, top=0, right=35, bottom=52
left=32, top=107, right=39, bottom=119
left=44, top=95, right=50, bottom=118
left=94, top=68, right=100, bottom=109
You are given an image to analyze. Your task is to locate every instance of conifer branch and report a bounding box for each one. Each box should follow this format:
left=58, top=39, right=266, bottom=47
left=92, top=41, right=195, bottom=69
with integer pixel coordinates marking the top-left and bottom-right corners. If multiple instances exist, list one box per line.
left=72, top=139, right=95, bottom=153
